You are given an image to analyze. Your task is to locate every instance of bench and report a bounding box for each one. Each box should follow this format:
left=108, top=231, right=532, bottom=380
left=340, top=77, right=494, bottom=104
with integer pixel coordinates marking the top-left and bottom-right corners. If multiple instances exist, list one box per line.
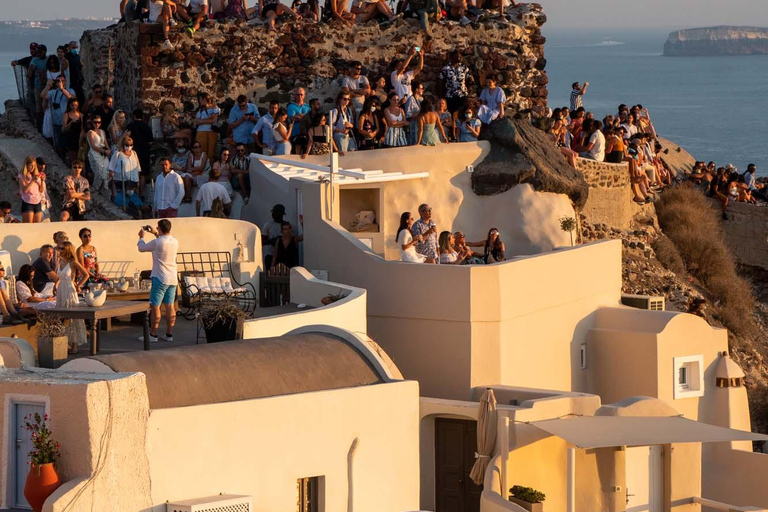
left=176, top=251, right=257, bottom=320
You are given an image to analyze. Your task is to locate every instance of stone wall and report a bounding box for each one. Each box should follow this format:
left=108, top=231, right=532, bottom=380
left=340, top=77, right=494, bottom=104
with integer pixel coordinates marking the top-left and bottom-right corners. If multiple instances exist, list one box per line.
left=575, top=157, right=654, bottom=230
left=718, top=200, right=768, bottom=270
left=80, top=4, right=549, bottom=118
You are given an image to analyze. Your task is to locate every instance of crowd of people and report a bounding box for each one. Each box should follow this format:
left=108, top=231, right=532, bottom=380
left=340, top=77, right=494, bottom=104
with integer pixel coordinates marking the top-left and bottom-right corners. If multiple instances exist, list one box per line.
left=544, top=85, right=673, bottom=206
left=243, top=49, right=503, bottom=158
left=689, top=161, right=765, bottom=220
left=118, top=0, right=517, bottom=45
left=396, top=204, right=505, bottom=264
left=0, top=228, right=111, bottom=351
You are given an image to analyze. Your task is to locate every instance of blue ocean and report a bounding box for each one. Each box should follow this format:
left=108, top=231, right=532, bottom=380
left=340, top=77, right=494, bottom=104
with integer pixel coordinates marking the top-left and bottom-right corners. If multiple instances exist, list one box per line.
left=1, top=23, right=765, bottom=174
left=544, top=28, right=768, bottom=175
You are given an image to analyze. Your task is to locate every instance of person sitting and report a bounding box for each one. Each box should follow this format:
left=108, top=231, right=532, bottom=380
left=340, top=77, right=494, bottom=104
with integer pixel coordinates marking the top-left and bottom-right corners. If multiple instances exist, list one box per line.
left=15, top=264, right=56, bottom=310
left=445, top=0, right=471, bottom=24
left=350, top=0, right=398, bottom=24
left=114, top=181, right=152, bottom=219
left=436, top=98, right=454, bottom=142
left=603, top=127, right=625, bottom=164
left=455, top=106, right=481, bottom=142
left=322, top=0, right=355, bottom=26
left=483, top=228, right=505, bottom=263
left=170, top=136, right=195, bottom=202
left=195, top=168, right=232, bottom=217
left=189, top=140, right=212, bottom=187
left=0, top=264, right=32, bottom=324
left=60, top=160, right=90, bottom=222
left=146, top=0, right=175, bottom=51
left=161, top=103, right=180, bottom=139
left=438, top=231, right=469, bottom=264
left=229, top=143, right=252, bottom=203
left=396, top=212, right=426, bottom=263
left=548, top=117, right=577, bottom=168
left=0, top=201, right=20, bottom=223
left=382, top=92, right=409, bottom=148
left=477, top=74, right=506, bottom=125
left=31, top=245, right=58, bottom=294
left=579, top=119, right=605, bottom=162
left=258, top=0, right=299, bottom=31
left=75, top=227, right=109, bottom=287
left=744, top=164, right=766, bottom=201
left=177, top=0, right=210, bottom=35
left=452, top=231, right=484, bottom=264
left=272, top=220, right=304, bottom=269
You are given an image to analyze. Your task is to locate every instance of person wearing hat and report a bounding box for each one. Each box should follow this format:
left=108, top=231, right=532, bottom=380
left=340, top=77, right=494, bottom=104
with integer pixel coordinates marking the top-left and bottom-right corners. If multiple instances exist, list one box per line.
left=11, top=43, right=39, bottom=113
left=262, top=204, right=286, bottom=270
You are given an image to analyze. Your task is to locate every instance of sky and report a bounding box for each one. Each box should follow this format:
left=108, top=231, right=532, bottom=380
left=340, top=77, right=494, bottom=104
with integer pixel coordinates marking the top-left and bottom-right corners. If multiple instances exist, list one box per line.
left=0, top=0, right=766, bottom=27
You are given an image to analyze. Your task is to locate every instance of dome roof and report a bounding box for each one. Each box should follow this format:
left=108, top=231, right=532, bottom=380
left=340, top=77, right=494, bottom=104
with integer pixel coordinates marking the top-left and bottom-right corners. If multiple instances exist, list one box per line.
left=87, top=333, right=384, bottom=409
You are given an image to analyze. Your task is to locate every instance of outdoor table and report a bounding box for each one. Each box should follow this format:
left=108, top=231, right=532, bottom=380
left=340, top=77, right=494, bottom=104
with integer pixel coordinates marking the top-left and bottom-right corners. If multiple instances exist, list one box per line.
left=43, top=301, right=151, bottom=355
left=106, top=289, right=151, bottom=301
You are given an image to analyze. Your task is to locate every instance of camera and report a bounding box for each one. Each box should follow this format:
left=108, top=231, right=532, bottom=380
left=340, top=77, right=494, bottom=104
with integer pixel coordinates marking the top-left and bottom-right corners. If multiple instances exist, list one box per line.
left=52, top=103, right=61, bottom=110
left=143, top=225, right=152, bottom=231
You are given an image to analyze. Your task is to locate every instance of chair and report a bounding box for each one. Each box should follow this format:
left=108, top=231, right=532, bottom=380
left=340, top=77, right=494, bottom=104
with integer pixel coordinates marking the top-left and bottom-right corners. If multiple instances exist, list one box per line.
left=259, top=263, right=291, bottom=307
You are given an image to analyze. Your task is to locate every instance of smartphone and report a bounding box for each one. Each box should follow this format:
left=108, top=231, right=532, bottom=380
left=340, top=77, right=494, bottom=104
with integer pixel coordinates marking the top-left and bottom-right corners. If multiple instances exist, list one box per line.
left=414, top=46, right=420, bottom=52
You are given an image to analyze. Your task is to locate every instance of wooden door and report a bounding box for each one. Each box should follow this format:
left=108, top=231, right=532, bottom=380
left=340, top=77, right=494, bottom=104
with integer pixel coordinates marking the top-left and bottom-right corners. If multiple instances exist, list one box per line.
left=14, top=402, right=46, bottom=508
left=435, top=418, right=483, bottom=512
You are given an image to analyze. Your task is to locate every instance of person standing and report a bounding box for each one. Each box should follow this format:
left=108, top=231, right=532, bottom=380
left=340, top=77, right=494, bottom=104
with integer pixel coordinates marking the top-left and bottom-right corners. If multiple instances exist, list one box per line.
left=410, top=203, right=438, bottom=263
left=137, top=219, right=179, bottom=343
left=65, top=41, right=84, bottom=104
left=154, top=157, right=185, bottom=218
left=195, top=169, right=232, bottom=217
left=56, top=241, right=89, bottom=354
left=438, top=51, right=470, bottom=113
left=570, top=81, right=589, bottom=111
left=228, top=94, right=259, bottom=153
left=32, top=245, right=59, bottom=293
left=286, top=88, right=310, bottom=153
left=126, top=108, right=154, bottom=195
left=390, top=47, right=423, bottom=101
left=342, top=63, right=370, bottom=113
left=194, top=93, right=220, bottom=160
left=252, top=100, right=278, bottom=155
left=41, top=75, right=75, bottom=150
left=28, top=44, right=48, bottom=129
left=18, top=156, right=46, bottom=223
left=262, top=204, right=285, bottom=270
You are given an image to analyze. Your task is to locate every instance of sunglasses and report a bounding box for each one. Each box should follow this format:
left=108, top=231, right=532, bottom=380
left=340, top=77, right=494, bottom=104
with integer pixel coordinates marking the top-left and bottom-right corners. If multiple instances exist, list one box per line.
left=341, top=98, right=350, bottom=101
left=93, top=120, right=101, bottom=124
left=82, top=233, right=92, bottom=238
left=72, top=166, right=83, bottom=169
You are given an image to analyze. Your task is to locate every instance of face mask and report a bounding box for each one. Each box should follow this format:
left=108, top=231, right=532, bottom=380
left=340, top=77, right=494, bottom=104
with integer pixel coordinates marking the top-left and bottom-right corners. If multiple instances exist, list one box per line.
left=177, top=148, right=185, bottom=153
left=124, top=146, right=131, bottom=151
left=465, top=112, right=472, bottom=119
left=371, top=106, right=377, bottom=112
left=70, top=49, right=78, bottom=55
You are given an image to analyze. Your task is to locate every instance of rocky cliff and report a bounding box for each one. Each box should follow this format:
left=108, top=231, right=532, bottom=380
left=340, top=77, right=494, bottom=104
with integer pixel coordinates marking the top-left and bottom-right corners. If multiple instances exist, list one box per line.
left=81, top=4, right=549, bottom=119
left=664, top=26, right=768, bottom=56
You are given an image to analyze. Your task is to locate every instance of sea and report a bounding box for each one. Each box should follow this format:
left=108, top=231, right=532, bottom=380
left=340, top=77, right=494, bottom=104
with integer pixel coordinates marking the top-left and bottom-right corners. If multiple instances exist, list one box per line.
left=0, top=22, right=766, bottom=174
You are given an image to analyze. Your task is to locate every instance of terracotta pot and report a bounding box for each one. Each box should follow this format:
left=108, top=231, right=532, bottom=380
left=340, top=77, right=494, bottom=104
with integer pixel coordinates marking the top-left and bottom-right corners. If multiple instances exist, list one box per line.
left=24, top=463, right=61, bottom=512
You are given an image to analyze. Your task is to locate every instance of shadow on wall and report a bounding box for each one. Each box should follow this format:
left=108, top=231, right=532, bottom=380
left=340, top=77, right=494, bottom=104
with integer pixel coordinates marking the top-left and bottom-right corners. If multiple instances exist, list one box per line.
left=1, top=235, right=33, bottom=272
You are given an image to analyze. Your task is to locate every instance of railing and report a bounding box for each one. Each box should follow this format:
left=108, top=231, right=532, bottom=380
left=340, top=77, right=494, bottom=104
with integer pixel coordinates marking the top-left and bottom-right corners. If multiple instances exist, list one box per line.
left=691, top=497, right=767, bottom=512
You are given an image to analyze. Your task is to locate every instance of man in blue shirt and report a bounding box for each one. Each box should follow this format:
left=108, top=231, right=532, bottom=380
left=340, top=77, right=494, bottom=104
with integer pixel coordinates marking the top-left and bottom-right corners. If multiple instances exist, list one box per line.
left=28, top=45, right=48, bottom=129
left=287, top=88, right=310, bottom=154
left=252, top=100, right=279, bottom=155
left=41, top=75, right=75, bottom=149
left=228, top=94, right=259, bottom=153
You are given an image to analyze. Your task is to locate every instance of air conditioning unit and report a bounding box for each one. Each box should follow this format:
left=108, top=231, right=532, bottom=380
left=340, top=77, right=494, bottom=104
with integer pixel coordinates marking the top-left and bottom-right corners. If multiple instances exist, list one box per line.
left=167, top=495, right=252, bottom=512
left=621, top=293, right=665, bottom=311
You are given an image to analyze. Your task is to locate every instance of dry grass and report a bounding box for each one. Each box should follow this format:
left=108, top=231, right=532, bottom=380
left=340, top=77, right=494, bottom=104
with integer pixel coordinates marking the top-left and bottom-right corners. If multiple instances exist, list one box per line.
left=655, top=184, right=757, bottom=337
left=651, top=235, right=686, bottom=276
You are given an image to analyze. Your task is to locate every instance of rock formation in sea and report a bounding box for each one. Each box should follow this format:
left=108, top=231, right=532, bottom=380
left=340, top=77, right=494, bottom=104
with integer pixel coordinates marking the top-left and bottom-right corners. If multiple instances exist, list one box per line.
left=664, top=26, right=768, bottom=56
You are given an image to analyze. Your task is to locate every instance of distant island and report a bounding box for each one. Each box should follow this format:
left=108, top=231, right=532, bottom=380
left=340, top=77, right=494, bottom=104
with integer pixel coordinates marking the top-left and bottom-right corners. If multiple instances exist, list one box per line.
left=664, top=26, right=768, bottom=56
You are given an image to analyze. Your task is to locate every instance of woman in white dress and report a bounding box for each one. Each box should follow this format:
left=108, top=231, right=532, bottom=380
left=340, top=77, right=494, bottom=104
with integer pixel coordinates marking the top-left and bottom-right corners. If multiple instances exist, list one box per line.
left=56, top=242, right=89, bottom=353
left=87, top=115, right=111, bottom=194
left=271, top=107, right=293, bottom=155
left=396, top=212, right=426, bottom=263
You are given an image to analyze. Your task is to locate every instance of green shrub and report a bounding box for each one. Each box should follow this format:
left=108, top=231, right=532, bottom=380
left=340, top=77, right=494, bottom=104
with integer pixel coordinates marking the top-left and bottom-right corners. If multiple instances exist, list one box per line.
left=510, top=485, right=546, bottom=503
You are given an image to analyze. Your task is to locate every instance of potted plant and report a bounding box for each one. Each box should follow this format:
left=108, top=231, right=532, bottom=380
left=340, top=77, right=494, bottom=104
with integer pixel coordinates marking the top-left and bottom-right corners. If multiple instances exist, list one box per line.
left=36, top=313, right=68, bottom=369
left=200, top=300, right=246, bottom=343
left=23, top=412, right=61, bottom=512
left=560, top=216, right=578, bottom=247
left=509, top=485, right=546, bottom=512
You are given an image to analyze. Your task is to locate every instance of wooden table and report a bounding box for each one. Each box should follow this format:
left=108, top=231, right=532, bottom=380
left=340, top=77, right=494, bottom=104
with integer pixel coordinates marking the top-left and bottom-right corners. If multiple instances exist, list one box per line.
left=44, top=301, right=151, bottom=355
left=106, top=290, right=151, bottom=301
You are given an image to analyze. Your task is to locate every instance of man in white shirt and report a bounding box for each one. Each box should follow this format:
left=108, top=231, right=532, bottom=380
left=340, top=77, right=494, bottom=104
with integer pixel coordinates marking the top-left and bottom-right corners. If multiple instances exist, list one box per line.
left=195, top=169, right=232, bottom=217
left=261, top=203, right=285, bottom=270
left=137, top=219, right=179, bottom=343
left=252, top=100, right=279, bottom=155
left=579, top=120, right=606, bottom=162
left=390, top=47, right=423, bottom=103
left=342, top=62, right=370, bottom=112
left=154, top=157, right=185, bottom=218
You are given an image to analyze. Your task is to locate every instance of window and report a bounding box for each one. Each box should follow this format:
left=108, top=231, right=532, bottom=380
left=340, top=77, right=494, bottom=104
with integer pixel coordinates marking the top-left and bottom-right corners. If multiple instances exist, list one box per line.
left=673, top=355, right=704, bottom=399
left=298, top=476, right=323, bottom=512
left=580, top=344, right=587, bottom=370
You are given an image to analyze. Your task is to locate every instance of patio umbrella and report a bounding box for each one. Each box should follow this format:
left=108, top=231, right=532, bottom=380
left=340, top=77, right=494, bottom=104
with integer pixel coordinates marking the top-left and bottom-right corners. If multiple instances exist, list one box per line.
left=470, top=388, right=498, bottom=486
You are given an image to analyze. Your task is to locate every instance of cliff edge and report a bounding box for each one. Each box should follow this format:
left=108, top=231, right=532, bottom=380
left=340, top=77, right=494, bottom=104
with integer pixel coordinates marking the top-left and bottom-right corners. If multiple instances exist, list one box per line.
left=664, top=26, right=768, bottom=56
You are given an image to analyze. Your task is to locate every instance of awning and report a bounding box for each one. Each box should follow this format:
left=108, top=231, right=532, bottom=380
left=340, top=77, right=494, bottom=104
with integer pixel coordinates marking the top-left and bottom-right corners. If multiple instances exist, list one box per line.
left=530, top=416, right=768, bottom=449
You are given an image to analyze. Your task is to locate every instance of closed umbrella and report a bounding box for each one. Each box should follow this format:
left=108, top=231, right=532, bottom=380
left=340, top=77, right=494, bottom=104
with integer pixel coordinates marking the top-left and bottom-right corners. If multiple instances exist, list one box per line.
left=470, top=388, right=498, bottom=485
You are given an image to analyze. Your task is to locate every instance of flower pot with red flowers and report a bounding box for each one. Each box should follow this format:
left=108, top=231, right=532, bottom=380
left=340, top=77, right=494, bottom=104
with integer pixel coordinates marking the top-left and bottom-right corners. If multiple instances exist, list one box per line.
left=23, top=413, right=61, bottom=512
